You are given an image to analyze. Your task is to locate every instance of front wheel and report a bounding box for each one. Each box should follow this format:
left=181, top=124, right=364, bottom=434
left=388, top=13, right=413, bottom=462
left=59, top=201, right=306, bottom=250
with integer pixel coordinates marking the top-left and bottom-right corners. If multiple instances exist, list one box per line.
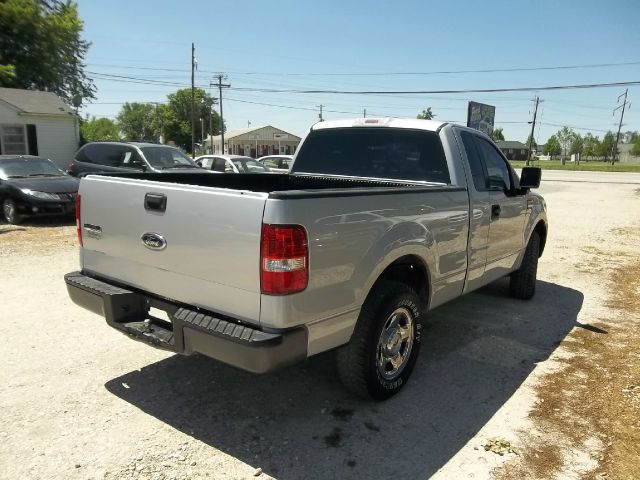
left=509, top=232, right=540, bottom=300
left=337, top=281, right=423, bottom=401
left=2, top=198, right=22, bottom=225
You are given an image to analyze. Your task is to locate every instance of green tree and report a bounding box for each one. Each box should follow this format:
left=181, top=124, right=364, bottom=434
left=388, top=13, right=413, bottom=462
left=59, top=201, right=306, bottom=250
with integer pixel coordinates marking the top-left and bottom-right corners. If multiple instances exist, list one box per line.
left=623, top=131, right=638, bottom=144
left=556, top=126, right=576, bottom=160
left=569, top=134, right=584, bottom=156
left=630, top=137, right=640, bottom=157
left=0, top=0, right=95, bottom=106
left=80, top=116, right=120, bottom=142
left=417, top=107, right=435, bottom=120
left=543, top=135, right=561, bottom=158
left=582, top=133, right=600, bottom=158
left=162, top=88, right=221, bottom=153
left=525, top=134, right=538, bottom=151
left=598, top=131, right=616, bottom=163
left=490, top=127, right=505, bottom=141
left=117, top=102, right=157, bottom=142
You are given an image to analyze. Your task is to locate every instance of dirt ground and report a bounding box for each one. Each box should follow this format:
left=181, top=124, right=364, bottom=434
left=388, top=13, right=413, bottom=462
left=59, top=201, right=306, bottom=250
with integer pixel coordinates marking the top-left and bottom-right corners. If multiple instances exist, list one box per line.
left=1, top=171, right=639, bottom=480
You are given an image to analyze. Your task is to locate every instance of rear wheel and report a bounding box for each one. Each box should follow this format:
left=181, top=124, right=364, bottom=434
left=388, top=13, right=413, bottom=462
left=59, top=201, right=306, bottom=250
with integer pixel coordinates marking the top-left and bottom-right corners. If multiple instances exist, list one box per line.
left=337, top=280, right=423, bottom=401
left=509, top=232, right=540, bottom=300
left=2, top=198, right=22, bottom=225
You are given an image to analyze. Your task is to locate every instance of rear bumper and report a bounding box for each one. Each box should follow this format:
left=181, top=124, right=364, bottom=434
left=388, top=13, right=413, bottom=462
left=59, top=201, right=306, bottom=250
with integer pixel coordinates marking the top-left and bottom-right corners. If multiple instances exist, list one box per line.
left=64, top=271, right=307, bottom=373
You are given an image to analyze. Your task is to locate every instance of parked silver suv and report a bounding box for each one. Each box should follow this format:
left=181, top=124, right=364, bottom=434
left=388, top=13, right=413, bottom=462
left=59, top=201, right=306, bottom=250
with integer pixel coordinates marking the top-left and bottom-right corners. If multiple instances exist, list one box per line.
left=67, top=142, right=202, bottom=176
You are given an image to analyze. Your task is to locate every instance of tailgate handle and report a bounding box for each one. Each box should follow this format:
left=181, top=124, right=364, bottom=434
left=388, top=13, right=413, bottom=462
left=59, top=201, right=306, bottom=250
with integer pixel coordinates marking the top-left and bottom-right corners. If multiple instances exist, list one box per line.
left=144, top=193, right=167, bottom=212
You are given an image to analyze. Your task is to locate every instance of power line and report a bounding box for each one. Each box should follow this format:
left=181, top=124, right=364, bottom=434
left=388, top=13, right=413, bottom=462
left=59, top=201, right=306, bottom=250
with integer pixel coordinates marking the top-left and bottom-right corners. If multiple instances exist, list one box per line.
left=540, top=122, right=610, bottom=133
left=86, top=60, right=640, bottom=77
left=86, top=71, right=640, bottom=96
left=227, top=80, right=640, bottom=95
left=224, top=97, right=398, bottom=117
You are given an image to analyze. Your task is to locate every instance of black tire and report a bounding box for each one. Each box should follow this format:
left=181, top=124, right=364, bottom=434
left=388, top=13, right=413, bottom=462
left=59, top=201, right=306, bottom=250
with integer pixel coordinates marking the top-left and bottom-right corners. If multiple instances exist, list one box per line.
left=2, top=198, right=22, bottom=225
left=337, top=280, right=424, bottom=401
left=509, top=232, right=540, bottom=300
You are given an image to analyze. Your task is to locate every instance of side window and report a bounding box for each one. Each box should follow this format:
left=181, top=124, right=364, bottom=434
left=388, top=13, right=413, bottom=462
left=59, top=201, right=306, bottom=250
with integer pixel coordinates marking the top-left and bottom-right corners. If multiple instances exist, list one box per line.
left=224, top=160, right=235, bottom=173
left=475, top=138, right=512, bottom=191
left=262, top=158, right=278, bottom=168
left=212, top=158, right=226, bottom=172
left=82, top=144, right=127, bottom=167
left=119, top=148, right=145, bottom=169
left=460, top=131, right=488, bottom=191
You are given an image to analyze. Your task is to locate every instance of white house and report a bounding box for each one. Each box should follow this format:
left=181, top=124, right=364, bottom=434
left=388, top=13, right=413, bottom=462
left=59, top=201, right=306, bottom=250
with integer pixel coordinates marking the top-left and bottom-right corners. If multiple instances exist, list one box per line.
left=0, top=87, right=79, bottom=168
left=204, top=125, right=301, bottom=157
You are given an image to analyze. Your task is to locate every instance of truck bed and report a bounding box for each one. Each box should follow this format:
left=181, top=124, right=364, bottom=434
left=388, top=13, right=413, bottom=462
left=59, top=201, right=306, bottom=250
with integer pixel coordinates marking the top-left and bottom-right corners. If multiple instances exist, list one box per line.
left=97, top=172, right=460, bottom=198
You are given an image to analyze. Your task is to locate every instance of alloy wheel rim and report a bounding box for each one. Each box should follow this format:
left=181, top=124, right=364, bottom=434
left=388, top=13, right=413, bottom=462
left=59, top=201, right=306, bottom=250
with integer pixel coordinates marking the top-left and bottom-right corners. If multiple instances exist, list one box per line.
left=3, top=200, right=14, bottom=222
left=376, top=306, right=414, bottom=380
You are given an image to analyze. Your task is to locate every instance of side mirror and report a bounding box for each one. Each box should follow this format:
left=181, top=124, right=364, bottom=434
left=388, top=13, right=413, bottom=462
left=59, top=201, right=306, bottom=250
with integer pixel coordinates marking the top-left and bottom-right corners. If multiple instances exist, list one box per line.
left=520, top=167, right=541, bottom=189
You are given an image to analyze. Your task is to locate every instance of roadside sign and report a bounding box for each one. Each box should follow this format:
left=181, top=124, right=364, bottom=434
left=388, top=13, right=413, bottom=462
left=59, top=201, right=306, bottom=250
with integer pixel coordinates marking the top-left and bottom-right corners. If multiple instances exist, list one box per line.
left=467, top=101, right=496, bottom=135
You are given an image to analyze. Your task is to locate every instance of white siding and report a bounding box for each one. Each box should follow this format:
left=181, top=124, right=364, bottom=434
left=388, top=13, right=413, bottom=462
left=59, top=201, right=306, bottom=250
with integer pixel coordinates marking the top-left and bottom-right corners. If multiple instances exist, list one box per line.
left=0, top=102, right=78, bottom=168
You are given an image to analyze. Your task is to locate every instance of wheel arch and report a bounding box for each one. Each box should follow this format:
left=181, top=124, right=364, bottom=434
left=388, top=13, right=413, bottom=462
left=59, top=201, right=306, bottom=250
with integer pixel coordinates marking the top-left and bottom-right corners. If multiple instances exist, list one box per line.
left=365, top=254, right=431, bottom=309
left=532, top=220, right=547, bottom=257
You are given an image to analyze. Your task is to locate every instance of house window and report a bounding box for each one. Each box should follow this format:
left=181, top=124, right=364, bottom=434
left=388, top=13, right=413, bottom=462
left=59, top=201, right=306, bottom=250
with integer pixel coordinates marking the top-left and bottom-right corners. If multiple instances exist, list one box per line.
left=1, top=125, right=27, bottom=155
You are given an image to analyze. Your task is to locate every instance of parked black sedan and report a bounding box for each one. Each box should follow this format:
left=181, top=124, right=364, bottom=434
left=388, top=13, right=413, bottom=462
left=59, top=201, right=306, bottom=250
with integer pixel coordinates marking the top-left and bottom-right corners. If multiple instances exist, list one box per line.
left=0, top=155, right=80, bottom=224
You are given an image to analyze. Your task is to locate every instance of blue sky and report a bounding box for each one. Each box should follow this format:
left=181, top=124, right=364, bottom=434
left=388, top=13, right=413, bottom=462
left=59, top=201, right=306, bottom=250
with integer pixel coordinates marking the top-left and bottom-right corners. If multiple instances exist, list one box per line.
left=78, top=0, right=640, bottom=144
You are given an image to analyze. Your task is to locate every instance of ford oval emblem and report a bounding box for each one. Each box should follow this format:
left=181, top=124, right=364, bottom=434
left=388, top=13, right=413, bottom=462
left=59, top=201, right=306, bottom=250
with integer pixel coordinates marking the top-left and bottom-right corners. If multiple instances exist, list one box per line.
left=141, top=232, right=167, bottom=251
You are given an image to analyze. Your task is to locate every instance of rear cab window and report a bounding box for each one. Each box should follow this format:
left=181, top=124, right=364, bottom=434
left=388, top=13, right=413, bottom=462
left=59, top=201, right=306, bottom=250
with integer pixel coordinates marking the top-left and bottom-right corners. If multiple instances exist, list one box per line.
left=291, top=128, right=450, bottom=183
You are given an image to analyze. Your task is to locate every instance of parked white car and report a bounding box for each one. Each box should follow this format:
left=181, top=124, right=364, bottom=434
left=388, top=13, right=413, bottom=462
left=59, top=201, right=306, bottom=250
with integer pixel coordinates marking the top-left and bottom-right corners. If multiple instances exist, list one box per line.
left=257, top=155, right=293, bottom=173
left=195, top=155, right=271, bottom=173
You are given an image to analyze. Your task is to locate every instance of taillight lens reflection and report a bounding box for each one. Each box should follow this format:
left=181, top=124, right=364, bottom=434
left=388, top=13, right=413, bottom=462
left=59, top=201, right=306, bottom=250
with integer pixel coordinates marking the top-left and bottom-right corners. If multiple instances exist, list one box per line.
left=75, top=194, right=82, bottom=246
left=260, top=224, right=308, bottom=295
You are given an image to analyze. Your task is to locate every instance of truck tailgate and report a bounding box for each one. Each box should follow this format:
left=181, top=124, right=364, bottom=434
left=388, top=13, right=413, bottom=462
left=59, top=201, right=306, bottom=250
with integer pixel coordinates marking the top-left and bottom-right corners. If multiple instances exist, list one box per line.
left=78, top=175, right=268, bottom=324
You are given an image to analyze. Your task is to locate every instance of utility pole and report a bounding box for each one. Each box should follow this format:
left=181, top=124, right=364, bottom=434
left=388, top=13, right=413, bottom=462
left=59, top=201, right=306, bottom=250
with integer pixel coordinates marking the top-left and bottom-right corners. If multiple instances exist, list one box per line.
left=612, top=89, right=631, bottom=165
left=248, top=120, right=251, bottom=128
left=191, top=42, right=196, bottom=157
left=151, top=102, right=163, bottom=143
left=363, top=108, right=367, bottom=118
left=318, top=104, right=324, bottom=122
left=208, top=101, right=214, bottom=154
left=211, top=74, right=230, bottom=153
left=526, top=96, right=541, bottom=166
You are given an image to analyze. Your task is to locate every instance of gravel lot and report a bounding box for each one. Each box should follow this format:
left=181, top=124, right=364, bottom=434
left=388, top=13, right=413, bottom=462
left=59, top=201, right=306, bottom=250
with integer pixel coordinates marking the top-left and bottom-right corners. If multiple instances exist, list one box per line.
left=1, top=171, right=639, bottom=480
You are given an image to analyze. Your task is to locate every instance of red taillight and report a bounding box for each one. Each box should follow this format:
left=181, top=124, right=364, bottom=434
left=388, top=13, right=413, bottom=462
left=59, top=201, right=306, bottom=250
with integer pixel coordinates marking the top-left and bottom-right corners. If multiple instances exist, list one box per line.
left=75, top=194, right=82, bottom=246
left=260, top=224, right=308, bottom=295
left=67, top=163, right=76, bottom=174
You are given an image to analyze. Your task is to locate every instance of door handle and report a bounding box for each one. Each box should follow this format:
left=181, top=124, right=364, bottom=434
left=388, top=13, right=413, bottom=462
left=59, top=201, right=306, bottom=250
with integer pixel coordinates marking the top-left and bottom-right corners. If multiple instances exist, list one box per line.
left=491, top=204, right=501, bottom=219
left=144, top=192, right=167, bottom=212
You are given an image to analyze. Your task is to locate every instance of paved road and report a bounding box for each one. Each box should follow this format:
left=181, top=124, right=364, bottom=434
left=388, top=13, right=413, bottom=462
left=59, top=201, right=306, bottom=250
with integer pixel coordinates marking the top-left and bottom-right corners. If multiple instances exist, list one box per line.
left=537, top=169, right=640, bottom=184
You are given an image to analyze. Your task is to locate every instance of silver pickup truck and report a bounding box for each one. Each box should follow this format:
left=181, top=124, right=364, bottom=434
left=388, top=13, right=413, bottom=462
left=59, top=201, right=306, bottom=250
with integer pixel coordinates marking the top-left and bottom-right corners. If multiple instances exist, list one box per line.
left=65, top=118, right=547, bottom=400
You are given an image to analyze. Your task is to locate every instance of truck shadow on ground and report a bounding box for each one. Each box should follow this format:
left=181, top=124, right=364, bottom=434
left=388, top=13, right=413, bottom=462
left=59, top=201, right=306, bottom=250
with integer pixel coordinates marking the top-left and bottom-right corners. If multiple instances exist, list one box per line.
left=105, top=279, right=584, bottom=480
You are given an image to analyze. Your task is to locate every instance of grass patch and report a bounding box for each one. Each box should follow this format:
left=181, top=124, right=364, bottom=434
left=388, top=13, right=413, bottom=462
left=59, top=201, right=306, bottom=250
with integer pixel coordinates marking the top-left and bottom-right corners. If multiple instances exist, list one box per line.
left=494, top=247, right=640, bottom=479
left=510, top=160, right=640, bottom=172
